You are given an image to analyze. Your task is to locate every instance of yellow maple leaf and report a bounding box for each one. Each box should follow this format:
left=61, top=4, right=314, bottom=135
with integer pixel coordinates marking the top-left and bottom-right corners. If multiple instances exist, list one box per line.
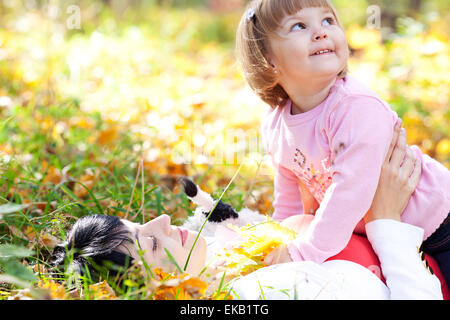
left=151, top=268, right=208, bottom=300
left=88, top=280, right=117, bottom=300
left=215, top=218, right=297, bottom=276
left=97, top=126, right=119, bottom=145
left=38, top=279, right=68, bottom=300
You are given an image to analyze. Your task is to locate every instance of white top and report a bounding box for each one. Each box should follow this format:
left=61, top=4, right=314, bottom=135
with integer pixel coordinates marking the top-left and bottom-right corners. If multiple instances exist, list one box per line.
left=229, top=219, right=443, bottom=300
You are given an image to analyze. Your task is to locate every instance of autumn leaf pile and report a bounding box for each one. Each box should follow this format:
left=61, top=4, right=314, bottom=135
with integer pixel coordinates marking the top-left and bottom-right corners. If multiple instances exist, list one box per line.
left=215, top=218, right=297, bottom=276
left=0, top=2, right=449, bottom=300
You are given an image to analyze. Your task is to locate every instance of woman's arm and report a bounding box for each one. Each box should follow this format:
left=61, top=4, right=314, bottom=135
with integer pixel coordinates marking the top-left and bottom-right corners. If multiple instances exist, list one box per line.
left=364, top=120, right=420, bottom=223
left=364, top=121, right=442, bottom=299
left=366, top=220, right=443, bottom=299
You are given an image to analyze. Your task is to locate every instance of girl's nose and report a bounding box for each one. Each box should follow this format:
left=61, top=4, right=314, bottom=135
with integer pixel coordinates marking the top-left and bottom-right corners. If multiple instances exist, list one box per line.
left=313, top=30, right=328, bottom=41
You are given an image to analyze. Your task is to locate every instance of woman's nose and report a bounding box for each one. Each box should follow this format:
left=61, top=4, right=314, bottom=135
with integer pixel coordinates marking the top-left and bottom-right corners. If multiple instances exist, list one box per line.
left=156, top=214, right=171, bottom=232
left=143, top=214, right=172, bottom=234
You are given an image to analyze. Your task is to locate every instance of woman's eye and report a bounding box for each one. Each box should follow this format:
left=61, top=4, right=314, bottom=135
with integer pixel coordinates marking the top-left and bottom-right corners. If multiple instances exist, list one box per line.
left=140, top=235, right=158, bottom=252
left=150, top=236, right=158, bottom=252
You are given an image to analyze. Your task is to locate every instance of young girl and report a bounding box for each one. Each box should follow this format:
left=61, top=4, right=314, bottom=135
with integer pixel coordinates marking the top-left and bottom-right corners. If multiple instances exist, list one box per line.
left=235, top=0, right=449, bottom=283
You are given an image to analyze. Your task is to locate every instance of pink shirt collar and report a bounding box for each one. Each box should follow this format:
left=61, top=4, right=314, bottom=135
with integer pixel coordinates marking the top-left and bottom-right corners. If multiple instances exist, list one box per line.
left=282, top=77, right=345, bottom=126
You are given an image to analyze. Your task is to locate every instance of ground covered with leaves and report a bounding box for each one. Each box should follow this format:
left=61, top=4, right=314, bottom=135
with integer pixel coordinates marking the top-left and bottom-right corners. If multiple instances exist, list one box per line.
left=0, top=1, right=449, bottom=300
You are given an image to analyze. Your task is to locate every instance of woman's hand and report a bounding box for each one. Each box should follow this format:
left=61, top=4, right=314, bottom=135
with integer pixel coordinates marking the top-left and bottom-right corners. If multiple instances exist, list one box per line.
left=364, top=120, right=422, bottom=223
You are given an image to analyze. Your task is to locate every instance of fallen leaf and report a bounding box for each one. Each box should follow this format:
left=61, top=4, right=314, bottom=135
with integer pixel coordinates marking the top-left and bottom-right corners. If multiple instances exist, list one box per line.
left=42, top=165, right=62, bottom=184
left=87, top=280, right=117, bottom=300
left=38, top=232, right=59, bottom=249
left=97, top=127, right=119, bottom=145
left=151, top=268, right=208, bottom=300
left=37, top=279, right=67, bottom=300
left=74, top=168, right=99, bottom=199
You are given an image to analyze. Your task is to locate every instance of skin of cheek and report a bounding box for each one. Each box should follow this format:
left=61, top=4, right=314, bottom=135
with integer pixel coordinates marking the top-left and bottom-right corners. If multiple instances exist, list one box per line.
left=139, top=233, right=207, bottom=274
left=120, top=221, right=207, bottom=274
left=269, top=26, right=349, bottom=82
left=181, top=234, right=207, bottom=274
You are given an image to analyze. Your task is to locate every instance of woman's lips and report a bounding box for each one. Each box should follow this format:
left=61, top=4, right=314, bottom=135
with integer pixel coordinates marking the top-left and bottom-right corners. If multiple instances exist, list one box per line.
left=178, top=227, right=188, bottom=246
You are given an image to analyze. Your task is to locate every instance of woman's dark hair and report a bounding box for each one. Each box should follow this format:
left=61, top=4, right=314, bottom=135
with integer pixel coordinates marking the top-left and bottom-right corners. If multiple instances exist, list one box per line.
left=50, top=215, right=134, bottom=281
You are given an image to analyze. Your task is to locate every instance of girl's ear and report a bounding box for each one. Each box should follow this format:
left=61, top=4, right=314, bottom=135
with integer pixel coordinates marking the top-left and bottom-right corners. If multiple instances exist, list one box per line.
left=264, top=56, right=277, bottom=73
left=268, top=58, right=279, bottom=74
left=264, top=46, right=280, bottom=76
left=262, top=43, right=274, bottom=67
left=266, top=53, right=276, bottom=69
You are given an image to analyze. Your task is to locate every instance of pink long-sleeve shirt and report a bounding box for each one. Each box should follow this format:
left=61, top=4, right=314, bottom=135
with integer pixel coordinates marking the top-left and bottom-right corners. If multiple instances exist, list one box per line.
left=261, top=75, right=450, bottom=264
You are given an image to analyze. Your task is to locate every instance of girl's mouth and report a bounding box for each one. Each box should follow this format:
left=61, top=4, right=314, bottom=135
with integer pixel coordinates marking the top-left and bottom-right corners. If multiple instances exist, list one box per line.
left=311, top=49, right=334, bottom=56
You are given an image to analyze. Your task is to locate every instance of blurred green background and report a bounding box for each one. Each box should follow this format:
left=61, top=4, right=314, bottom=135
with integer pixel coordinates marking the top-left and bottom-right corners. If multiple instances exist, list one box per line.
left=0, top=0, right=449, bottom=299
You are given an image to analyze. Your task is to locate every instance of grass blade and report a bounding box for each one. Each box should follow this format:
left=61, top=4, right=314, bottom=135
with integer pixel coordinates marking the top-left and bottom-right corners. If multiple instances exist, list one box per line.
left=214, top=271, right=227, bottom=299
left=183, top=158, right=247, bottom=271
left=164, top=248, right=183, bottom=273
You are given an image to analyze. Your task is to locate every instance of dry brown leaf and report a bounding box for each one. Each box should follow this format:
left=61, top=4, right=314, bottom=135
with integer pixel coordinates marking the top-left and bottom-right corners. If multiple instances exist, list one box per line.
left=74, top=168, right=100, bottom=199
left=7, top=225, right=28, bottom=241
left=97, top=127, right=119, bottom=145
left=38, top=232, right=59, bottom=249
left=151, top=268, right=208, bottom=300
left=23, top=226, right=36, bottom=241
left=87, top=280, right=117, bottom=300
left=42, top=165, right=63, bottom=184
left=37, top=279, right=68, bottom=300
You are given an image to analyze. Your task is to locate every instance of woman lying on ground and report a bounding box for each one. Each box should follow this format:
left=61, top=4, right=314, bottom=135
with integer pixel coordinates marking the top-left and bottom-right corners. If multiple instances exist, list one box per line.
left=50, top=123, right=446, bottom=299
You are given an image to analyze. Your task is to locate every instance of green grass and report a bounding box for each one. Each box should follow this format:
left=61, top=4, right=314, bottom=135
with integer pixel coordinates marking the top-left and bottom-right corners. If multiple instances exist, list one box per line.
left=0, top=98, right=188, bottom=297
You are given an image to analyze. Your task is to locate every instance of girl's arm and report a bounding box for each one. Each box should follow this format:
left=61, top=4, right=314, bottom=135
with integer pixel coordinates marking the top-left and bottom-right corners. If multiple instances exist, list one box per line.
left=271, top=163, right=304, bottom=220
left=287, top=96, right=397, bottom=262
left=260, top=114, right=304, bottom=220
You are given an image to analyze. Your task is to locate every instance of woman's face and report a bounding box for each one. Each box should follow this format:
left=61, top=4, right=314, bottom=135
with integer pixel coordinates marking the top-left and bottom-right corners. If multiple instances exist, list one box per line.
left=121, top=214, right=207, bottom=275
left=266, top=7, right=349, bottom=87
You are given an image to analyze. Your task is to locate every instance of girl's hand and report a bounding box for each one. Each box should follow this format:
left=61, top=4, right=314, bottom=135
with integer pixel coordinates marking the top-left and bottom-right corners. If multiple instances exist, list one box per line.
left=364, top=121, right=422, bottom=223
left=263, top=215, right=314, bottom=265
left=264, top=244, right=292, bottom=266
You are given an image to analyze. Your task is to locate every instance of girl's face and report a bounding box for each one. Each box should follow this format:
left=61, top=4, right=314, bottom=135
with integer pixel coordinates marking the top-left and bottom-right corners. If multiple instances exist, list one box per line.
left=266, top=7, right=349, bottom=87
left=121, top=214, right=207, bottom=275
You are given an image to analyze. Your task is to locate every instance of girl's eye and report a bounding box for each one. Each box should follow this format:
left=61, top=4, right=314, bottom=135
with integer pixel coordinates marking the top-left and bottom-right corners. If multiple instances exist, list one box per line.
left=291, top=22, right=305, bottom=31
left=324, top=17, right=334, bottom=26
left=291, top=17, right=334, bottom=31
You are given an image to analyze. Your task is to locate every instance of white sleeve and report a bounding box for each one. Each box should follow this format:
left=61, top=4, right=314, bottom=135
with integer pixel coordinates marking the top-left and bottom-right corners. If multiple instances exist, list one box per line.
left=366, top=219, right=443, bottom=300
